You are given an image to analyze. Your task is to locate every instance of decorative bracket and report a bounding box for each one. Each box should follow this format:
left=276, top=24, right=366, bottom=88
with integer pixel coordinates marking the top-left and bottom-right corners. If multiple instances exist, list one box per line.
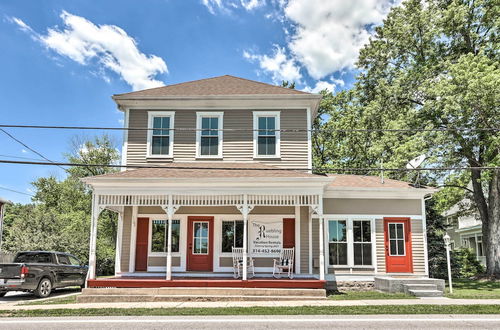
left=236, top=204, right=255, bottom=217
left=161, top=204, right=179, bottom=218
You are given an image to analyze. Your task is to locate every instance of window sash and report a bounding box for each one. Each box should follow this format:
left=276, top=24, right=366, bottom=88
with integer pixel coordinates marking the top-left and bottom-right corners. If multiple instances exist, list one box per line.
left=255, top=114, right=279, bottom=157
left=221, top=220, right=244, bottom=253
left=328, top=219, right=374, bottom=267
left=151, top=219, right=180, bottom=253
left=197, top=114, right=222, bottom=157
left=150, top=115, right=172, bottom=156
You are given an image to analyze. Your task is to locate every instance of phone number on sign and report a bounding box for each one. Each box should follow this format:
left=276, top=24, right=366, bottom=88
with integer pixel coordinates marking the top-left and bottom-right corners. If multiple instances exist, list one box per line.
left=252, top=248, right=281, bottom=254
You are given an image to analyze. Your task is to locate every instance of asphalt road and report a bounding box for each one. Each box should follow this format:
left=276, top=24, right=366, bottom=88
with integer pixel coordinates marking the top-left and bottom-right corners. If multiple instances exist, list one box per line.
left=0, top=288, right=80, bottom=304
left=0, top=315, right=499, bottom=329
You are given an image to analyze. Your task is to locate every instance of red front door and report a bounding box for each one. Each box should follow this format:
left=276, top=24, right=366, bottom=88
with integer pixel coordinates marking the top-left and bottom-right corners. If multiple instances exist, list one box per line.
left=384, top=218, right=413, bottom=273
left=187, top=216, right=214, bottom=271
left=135, top=217, right=149, bottom=271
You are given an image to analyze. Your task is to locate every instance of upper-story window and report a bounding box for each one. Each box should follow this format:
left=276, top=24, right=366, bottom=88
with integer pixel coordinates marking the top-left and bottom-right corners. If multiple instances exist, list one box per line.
left=147, top=111, right=175, bottom=158
left=196, top=112, right=223, bottom=158
left=253, top=111, right=280, bottom=158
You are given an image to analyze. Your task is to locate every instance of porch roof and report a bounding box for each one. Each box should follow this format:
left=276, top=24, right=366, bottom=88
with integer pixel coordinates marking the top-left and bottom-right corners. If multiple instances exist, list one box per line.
left=83, top=162, right=326, bottom=180
left=326, top=174, right=435, bottom=190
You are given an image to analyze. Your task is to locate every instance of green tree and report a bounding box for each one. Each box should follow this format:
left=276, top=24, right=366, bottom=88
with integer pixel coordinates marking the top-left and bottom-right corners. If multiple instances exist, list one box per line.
left=314, top=0, right=499, bottom=275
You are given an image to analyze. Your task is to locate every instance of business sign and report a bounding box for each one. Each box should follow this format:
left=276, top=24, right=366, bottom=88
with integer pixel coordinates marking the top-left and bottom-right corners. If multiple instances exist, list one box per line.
left=249, top=219, right=282, bottom=257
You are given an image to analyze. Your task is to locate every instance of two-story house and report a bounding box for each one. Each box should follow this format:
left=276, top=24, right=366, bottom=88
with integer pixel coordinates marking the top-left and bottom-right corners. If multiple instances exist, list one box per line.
left=82, top=75, right=435, bottom=289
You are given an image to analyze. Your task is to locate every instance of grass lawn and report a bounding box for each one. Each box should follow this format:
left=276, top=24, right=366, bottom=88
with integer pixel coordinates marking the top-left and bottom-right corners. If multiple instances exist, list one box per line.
left=1, top=305, right=500, bottom=317
left=21, top=295, right=78, bottom=306
left=328, top=291, right=416, bottom=300
left=445, top=279, right=500, bottom=299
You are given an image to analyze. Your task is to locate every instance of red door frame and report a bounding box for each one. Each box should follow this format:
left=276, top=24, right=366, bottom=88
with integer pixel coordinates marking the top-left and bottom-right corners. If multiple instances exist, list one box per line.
left=135, top=217, right=150, bottom=272
left=186, top=216, right=214, bottom=271
left=282, top=218, right=295, bottom=248
left=384, top=217, right=413, bottom=273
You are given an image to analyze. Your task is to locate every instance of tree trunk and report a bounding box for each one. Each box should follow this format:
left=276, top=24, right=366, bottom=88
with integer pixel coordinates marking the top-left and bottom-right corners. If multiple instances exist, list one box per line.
left=485, top=170, right=500, bottom=277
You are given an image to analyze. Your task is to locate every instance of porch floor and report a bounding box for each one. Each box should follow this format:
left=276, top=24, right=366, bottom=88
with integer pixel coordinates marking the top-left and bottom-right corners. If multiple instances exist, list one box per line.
left=88, top=276, right=326, bottom=289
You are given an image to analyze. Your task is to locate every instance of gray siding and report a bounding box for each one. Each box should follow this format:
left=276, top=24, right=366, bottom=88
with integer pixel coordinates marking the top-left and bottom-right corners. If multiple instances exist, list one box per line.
left=300, top=206, right=310, bottom=273
left=323, top=198, right=422, bottom=215
left=127, top=109, right=308, bottom=168
left=120, top=206, right=132, bottom=272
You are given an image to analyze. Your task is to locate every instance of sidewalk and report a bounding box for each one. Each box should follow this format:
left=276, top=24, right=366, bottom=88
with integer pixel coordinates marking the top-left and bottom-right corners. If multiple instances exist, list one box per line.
left=2, top=298, right=500, bottom=311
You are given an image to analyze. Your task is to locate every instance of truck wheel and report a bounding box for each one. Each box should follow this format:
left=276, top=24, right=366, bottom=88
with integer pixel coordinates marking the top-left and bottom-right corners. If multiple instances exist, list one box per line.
left=34, top=278, right=52, bottom=298
left=0, top=291, right=6, bottom=298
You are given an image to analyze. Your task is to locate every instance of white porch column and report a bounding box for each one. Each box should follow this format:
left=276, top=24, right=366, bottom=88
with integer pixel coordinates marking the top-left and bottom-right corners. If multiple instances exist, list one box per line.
left=237, top=194, right=253, bottom=281
left=162, top=195, right=178, bottom=281
left=315, top=198, right=326, bottom=281
left=114, top=208, right=124, bottom=276
left=87, top=193, right=103, bottom=282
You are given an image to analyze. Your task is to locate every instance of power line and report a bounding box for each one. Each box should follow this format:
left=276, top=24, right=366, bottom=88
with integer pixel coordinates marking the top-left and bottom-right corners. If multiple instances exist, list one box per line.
left=0, top=186, right=34, bottom=197
left=0, top=159, right=498, bottom=173
left=0, top=124, right=498, bottom=133
left=0, top=128, right=68, bottom=172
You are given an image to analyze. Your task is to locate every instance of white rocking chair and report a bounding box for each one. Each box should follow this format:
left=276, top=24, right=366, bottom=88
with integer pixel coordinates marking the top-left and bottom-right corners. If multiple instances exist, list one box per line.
left=231, top=247, right=255, bottom=279
left=273, top=248, right=295, bottom=279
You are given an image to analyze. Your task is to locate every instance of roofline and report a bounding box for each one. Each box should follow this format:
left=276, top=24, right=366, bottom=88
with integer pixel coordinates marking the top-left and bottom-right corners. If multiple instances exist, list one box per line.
left=82, top=176, right=333, bottom=185
left=112, top=94, right=322, bottom=101
left=0, top=197, right=12, bottom=205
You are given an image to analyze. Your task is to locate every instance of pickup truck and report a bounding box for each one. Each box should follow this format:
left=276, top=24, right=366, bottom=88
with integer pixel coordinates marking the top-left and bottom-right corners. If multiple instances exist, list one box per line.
left=0, top=251, right=88, bottom=298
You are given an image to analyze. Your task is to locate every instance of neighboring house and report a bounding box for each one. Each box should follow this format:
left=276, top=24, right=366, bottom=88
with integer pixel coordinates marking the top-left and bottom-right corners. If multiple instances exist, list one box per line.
left=0, top=197, right=12, bottom=252
left=82, top=75, right=435, bottom=288
left=445, top=200, right=485, bottom=265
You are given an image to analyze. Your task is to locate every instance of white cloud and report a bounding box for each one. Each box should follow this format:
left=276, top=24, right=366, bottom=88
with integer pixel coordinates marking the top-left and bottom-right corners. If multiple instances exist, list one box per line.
left=21, top=149, right=27, bottom=153
left=283, top=0, right=393, bottom=79
left=243, top=45, right=302, bottom=84
left=201, top=0, right=265, bottom=14
left=10, top=11, right=167, bottom=90
left=302, top=80, right=336, bottom=93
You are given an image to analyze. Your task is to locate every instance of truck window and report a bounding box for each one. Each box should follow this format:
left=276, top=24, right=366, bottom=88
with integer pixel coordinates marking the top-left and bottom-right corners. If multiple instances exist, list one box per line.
left=57, top=254, right=71, bottom=265
left=68, top=255, right=81, bottom=266
left=14, top=252, right=53, bottom=263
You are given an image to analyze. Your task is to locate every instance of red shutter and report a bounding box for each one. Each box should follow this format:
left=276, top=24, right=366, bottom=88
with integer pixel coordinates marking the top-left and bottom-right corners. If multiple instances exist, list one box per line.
left=283, top=218, right=295, bottom=248
left=135, top=218, right=149, bottom=271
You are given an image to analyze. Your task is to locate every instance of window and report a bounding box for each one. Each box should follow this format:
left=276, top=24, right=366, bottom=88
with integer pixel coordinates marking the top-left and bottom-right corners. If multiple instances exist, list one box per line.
left=353, top=220, right=372, bottom=266
left=328, top=220, right=348, bottom=265
left=57, top=254, right=71, bottom=265
left=221, top=220, right=244, bottom=252
left=253, top=112, right=280, bottom=157
left=197, top=112, right=223, bottom=158
left=147, top=112, right=174, bottom=157
left=150, top=219, right=180, bottom=253
left=193, top=222, right=209, bottom=254
left=14, top=252, right=53, bottom=264
left=388, top=223, right=405, bottom=256
left=68, top=255, right=81, bottom=266
left=477, top=235, right=484, bottom=256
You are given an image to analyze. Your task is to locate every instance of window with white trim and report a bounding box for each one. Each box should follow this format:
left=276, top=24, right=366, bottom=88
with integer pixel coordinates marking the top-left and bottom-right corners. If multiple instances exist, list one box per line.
left=147, top=112, right=174, bottom=157
left=197, top=112, right=223, bottom=158
left=253, top=112, right=280, bottom=157
left=151, top=219, right=180, bottom=253
left=221, top=220, right=244, bottom=253
left=353, top=220, right=372, bottom=265
left=388, top=222, right=405, bottom=256
left=327, top=218, right=375, bottom=267
left=328, top=220, right=348, bottom=265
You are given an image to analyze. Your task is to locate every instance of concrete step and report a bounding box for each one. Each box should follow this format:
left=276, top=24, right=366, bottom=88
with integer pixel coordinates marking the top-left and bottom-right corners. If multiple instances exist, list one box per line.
left=402, top=284, right=437, bottom=294
left=408, top=289, right=443, bottom=297
left=82, top=287, right=326, bottom=297
left=76, top=294, right=326, bottom=303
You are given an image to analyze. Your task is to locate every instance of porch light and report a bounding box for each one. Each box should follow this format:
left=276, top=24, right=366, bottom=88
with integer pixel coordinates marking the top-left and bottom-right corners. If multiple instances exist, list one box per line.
left=443, top=233, right=453, bottom=294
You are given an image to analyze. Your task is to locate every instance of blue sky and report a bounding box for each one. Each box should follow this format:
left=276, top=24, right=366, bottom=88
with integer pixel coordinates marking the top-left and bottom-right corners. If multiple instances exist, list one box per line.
left=0, top=0, right=395, bottom=203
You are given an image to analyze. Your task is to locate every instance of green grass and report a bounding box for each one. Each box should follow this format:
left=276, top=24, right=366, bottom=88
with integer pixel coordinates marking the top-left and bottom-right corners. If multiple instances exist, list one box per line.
left=445, top=279, right=500, bottom=299
left=21, top=295, right=78, bottom=306
left=328, top=291, right=416, bottom=300
left=1, top=305, right=500, bottom=317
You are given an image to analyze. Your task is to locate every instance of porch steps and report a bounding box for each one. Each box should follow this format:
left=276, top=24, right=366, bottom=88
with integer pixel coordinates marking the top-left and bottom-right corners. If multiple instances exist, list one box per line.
left=77, top=287, right=327, bottom=303
left=374, top=276, right=445, bottom=298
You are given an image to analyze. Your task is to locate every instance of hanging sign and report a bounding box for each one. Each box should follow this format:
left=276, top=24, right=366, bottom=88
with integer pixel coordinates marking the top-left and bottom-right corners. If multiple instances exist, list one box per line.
left=249, top=219, right=283, bottom=257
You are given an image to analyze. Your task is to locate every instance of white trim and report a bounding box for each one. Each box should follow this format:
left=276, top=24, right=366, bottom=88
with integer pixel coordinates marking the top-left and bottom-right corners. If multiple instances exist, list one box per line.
left=315, top=214, right=422, bottom=220
left=324, top=190, right=434, bottom=199
left=306, top=107, right=312, bottom=173
left=192, top=221, right=210, bottom=255
left=195, top=112, right=224, bottom=159
left=128, top=206, right=138, bottom=273
left=253, top=111, right=281, bottom=158
left=120, top=109, right=129, bottom=171
left=294, top=206, right=301, bottom=274
left=146, top=111, right=175, bottom=158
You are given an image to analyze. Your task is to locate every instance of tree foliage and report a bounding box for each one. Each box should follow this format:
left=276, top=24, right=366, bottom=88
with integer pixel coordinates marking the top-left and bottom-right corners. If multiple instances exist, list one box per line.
left=2, top=135, right=119, bottom=275
left=313, top=0, right=499, bottom=275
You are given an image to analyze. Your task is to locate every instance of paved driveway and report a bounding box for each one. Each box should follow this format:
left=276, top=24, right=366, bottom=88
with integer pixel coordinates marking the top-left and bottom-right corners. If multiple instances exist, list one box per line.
left=0, top=288, right=81, bottom=304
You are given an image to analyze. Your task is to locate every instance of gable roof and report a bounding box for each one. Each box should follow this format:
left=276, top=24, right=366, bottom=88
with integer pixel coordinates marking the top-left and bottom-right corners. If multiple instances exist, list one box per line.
left=113, top=75, right=313, bottom=98
left=326, top=174, right=434, bottom=190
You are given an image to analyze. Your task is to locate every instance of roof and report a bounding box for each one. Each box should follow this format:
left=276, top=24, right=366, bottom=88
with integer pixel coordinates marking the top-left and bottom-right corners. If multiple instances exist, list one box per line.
left=113, top=75, right=313, bottom=98
left=83, top=162, right=325, bottom=181
left=0, top=197, right=12, bottom=205
left=326, top=174, right=434, bottom=190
